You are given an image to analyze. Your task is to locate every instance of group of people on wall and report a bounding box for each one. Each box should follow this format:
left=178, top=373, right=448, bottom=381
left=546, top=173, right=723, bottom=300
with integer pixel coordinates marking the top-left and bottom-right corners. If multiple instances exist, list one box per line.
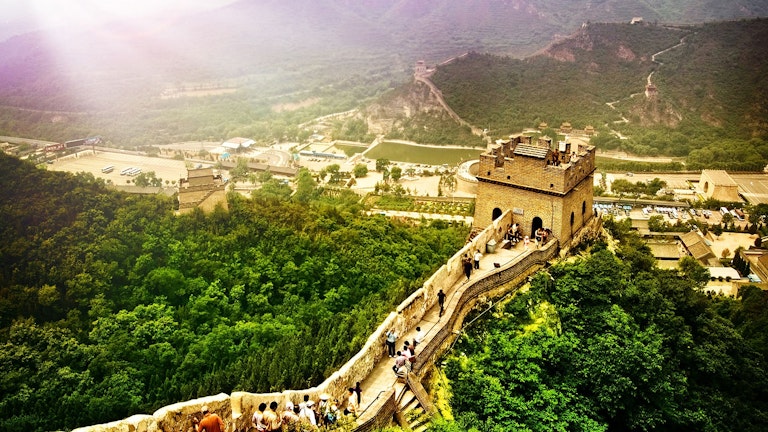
left=388, top=326, right=425, bottom=377
left=190, top=385, right=363, bottom=432
left=505, top=223, right=551, bottom=249
left=251, top=388, right=362, bottom=431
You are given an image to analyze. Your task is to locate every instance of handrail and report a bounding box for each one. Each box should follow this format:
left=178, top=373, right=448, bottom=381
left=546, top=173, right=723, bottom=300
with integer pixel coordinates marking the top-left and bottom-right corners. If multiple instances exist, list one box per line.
left=357, top=389, right=389, bottom=418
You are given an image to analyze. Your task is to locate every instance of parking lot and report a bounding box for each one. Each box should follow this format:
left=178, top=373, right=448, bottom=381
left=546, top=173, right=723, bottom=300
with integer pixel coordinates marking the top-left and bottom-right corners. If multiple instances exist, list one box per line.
left=48, top=149, right=189, bottom=184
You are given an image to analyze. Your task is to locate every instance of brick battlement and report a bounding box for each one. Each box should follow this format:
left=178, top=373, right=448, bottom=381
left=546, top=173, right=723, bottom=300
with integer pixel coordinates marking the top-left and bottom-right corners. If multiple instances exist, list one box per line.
left=476, top=135, right=595, bottom=195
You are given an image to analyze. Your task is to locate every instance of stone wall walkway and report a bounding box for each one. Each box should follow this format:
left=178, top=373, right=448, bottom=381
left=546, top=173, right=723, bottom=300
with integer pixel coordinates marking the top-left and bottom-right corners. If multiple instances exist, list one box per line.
left=354, top=242, right=531, bottom=427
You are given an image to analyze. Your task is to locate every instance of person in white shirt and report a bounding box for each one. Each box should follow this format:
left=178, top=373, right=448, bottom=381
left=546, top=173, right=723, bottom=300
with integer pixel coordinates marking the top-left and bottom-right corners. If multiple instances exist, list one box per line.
left=413, top=326, right=424, bottom=349
left=345, top=387, right=359, bottom=417
left=298, top=401, right=317, bottom=426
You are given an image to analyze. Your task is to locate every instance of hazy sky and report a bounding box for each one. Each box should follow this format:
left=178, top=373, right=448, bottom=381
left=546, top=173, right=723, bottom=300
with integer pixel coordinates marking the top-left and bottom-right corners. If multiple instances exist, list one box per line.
left=0, top=0, right=239, bottom=39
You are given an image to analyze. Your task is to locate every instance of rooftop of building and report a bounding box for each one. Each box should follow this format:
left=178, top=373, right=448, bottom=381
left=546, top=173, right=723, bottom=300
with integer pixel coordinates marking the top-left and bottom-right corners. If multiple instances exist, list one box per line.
left=702, top=169, right=738, bottom=186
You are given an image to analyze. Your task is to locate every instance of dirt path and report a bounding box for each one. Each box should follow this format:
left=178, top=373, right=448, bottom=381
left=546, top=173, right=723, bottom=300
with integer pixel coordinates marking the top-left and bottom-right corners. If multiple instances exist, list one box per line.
left=604, top=30, right=692, bottom=139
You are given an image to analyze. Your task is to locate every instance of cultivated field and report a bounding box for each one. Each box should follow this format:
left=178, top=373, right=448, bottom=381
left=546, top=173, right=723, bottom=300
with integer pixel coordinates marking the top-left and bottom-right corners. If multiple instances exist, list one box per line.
left=365, top=141, right=484, bottom=165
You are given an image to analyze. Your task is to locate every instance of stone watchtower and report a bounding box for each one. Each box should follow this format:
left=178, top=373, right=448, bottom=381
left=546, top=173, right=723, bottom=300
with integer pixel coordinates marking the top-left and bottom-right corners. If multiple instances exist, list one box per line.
left=414, top=60, right=428, bottom=77
left=473, top=135, right=596, bottom=245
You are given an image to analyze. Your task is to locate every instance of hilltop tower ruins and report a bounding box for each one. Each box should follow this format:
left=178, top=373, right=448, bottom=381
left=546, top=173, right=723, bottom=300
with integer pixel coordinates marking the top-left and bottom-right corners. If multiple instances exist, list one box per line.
left=473, top=135, right=596, bottom=245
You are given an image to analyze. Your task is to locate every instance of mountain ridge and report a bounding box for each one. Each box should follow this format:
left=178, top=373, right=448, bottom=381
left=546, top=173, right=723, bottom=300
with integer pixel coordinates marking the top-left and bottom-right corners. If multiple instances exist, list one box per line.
left=1, top=0, right=767, bottom=112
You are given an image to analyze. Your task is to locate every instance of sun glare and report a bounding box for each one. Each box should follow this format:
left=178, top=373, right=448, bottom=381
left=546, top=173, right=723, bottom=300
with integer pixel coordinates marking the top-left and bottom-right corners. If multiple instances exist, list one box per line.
left=17, top=0, right=237, bottom=110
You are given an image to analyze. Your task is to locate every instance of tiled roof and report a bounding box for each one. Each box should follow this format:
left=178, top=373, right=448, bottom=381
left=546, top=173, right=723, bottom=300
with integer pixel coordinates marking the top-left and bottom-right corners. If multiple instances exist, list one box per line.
left=513, top=144, right=548, bottom=159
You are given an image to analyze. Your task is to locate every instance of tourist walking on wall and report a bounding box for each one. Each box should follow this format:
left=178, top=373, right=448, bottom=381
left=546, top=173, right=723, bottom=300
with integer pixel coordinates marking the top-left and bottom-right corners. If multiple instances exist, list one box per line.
left=385, top=329, right=397, bottom=357
left=198, top=406, right=225, bottom=432
left=437, top=289, right=446, bottom=317
left=393, top=351, right=407, bottom=375
left=474, top=250, right=482, bottom=269
left=413, top=326, right=424, bottom=348
left=298, top=401, right=317, bottom=427
left=354, top=381, right=362, bottom=407
left=344, top=387, right=359, bottom=417
left=462, top=254, right=472, bottom=280
left=282, top=401, right=299, bottom=426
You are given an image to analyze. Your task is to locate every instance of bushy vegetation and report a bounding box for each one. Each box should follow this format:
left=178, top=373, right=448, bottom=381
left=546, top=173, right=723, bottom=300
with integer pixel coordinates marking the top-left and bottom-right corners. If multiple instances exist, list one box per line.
left=438, top=221, right=768, bottom=431
left=0, top=154, right=468, bottom=431
left=367, top=195, right=474, bottom=216
left=0, top=73, right=396, bottom=148
left=365, top=142, right=483, bottom=165
left=595, top=155, right=685, bottom=172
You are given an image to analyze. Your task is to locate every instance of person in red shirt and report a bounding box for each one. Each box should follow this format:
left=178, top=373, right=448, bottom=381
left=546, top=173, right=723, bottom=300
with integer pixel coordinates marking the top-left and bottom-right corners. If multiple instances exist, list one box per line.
left=198, top=406, right=225, bottom=432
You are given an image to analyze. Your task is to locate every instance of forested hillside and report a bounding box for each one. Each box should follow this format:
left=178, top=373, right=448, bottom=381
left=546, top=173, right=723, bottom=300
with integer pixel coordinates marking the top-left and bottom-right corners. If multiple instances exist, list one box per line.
left=437, top=218, right=768, bottom=432
left=0, top=154, right=469, bottom=431
left=429, top=19, right=768, bottom=170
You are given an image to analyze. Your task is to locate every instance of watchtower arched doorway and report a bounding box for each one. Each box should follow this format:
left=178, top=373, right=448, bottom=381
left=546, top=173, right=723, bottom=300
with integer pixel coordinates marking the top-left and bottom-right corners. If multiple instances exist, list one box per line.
left=531, top=217, right=543, bottom=238
left=492, top=207, right=503, bottom=222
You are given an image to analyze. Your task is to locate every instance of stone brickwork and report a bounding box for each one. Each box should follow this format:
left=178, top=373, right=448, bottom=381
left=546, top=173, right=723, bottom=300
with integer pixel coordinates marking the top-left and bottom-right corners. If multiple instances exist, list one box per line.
left=474, top=134, right=595, bottom=245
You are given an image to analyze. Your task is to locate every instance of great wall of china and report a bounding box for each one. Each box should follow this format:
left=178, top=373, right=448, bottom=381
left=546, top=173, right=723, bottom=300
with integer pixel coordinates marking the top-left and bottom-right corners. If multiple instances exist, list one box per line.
left=74, top=210, right=602, bottom=432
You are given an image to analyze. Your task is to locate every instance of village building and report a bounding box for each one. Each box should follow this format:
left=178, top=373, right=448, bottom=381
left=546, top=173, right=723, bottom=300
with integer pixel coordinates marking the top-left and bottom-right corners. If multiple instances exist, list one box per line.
left=698, top=169, right=741, bottom=202
left=177, top=168, right=228, bottom=214
left=679, top=230, right=718, bottom=266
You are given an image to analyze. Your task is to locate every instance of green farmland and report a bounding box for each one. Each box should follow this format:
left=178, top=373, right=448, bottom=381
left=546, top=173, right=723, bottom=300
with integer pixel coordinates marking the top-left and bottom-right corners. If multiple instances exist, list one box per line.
left=366, top=141, right=484, bottom=165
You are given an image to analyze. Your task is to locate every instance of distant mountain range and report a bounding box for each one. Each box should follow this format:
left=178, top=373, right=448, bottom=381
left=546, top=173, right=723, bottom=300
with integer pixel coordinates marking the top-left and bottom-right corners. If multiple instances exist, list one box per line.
left=1, top=0, right=767, bottom=111
left=424, top=18, right=768, bottom=140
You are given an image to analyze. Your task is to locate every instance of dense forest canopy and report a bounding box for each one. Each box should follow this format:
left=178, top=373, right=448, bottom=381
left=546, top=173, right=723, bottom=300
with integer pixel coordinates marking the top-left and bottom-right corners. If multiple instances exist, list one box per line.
left=0, top=153, right=469, bottom=431
left=435, top=218, right=768, bottom=432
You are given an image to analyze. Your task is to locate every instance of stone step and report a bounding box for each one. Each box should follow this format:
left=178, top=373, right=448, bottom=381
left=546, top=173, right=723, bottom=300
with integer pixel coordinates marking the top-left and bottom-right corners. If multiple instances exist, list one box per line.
left=408, top=411, right=431, bottom=430
left=397, top=389, right=417, bottom=411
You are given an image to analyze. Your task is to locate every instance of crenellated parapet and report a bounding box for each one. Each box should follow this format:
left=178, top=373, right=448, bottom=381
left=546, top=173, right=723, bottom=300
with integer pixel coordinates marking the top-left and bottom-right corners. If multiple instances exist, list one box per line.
left=476, top=135, right=595, bottom=196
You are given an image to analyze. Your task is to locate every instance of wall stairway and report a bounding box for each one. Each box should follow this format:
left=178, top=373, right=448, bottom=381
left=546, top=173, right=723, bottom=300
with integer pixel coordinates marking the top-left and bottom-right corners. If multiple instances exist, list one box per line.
left=394, top=373, right=436, bottom=432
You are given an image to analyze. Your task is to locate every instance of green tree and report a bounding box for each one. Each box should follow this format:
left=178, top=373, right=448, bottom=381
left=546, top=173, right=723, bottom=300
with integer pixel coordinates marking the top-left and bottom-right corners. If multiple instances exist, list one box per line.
left=293, top=168, right=317, bottom=203
left=326, top=164, right=341, bottom=183
left=353, top=163, right=368, bottom=178
left=390, top=166, right=402, bottom=182
left=375, top=158, right=389, bottom=172
left=229, top=158, right=250, bottom=181
left=134, top=171, right=162, bottom=187
left=678, top=256, right=710, bottom=286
